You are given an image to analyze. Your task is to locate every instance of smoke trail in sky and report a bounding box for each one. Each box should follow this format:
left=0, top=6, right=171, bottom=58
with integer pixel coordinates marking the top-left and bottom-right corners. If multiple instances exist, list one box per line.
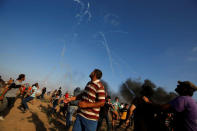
left=124, top=82, right=136, bottom=96
left=111, top=51, right=137, bottom=75
left=43, top=66, right=56, bottom=86
left=73, top=0, right=92, bottom=25
left=61, top=43, right=66, bottom=57
left=99, top=32, right=114, bottom=74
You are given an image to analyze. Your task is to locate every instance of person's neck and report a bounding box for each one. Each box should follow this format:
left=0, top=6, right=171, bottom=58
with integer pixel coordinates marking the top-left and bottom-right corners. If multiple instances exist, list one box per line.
left=92, top=77, right=98, bottom=82
left=18, top=79, right=22, bottom=82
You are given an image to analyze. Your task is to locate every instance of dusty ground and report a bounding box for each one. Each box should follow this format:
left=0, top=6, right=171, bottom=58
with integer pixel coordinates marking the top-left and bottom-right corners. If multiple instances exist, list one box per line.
left=0, top=97, right=133, bottom=131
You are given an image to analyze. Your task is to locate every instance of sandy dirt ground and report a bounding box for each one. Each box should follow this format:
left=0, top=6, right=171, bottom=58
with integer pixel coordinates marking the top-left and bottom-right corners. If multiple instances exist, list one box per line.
left=0, top=97, right=133, bottom=131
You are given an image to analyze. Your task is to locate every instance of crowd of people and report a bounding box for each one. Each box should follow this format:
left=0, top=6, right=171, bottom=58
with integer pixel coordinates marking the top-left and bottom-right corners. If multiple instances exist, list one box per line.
left=0, top=68, right=197, bottom=131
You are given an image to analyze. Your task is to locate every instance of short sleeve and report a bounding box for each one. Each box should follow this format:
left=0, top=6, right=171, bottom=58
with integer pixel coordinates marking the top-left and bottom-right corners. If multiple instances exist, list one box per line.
left=169, top=96, right=185, bottom=112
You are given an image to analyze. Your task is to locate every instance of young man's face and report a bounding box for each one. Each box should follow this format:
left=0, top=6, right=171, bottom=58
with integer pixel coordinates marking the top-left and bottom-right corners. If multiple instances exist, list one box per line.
left=107, top=99, right=111, bottom=102
left=89, top=71, right=95, bottom=80
left=125, top=105, right=129, bottom=109
left=115, top=98, right=119, bottom=102
left=22, top=77, right=25, bottom=81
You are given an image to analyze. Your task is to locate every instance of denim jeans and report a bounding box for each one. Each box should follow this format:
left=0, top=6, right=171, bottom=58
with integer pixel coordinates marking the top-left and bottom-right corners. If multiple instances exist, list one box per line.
left=73, top=114, right=98, bottom=131
left=22, top=96, right=34, bottom=110
left=66, top=106, right=78, bottom=128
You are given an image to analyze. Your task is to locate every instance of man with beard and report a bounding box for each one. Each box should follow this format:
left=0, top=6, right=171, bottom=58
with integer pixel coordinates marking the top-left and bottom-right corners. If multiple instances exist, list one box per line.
left=161, top=81, right=197, bottom=131
left=64, top=69, right=105, bottom=131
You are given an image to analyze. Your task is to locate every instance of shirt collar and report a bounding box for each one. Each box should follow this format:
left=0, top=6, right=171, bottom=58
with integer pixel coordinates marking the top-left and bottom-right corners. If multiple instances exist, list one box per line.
left=92, top=79, right=100, bottom=83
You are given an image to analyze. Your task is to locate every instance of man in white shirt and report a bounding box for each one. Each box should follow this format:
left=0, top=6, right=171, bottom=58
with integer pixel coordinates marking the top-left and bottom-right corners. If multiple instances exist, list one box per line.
left=21, top=83, right=39, bottom=112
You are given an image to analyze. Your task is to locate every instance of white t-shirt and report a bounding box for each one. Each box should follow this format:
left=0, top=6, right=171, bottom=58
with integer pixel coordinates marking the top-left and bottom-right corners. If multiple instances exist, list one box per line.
left=30, top=86, right=38, bottom=97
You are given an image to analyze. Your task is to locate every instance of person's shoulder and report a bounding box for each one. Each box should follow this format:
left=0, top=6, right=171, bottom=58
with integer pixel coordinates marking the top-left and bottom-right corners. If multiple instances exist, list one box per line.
left=32, top=86, right=37, bottom=89
left=174, top=96, right=188, bottom=101
left=15, top=80, right=21, bottom=85
left=182, top=96, right=197, bottom=103
left=133, top=96, right=141, bottom=101
left=132, top=97, right=142, bottom=105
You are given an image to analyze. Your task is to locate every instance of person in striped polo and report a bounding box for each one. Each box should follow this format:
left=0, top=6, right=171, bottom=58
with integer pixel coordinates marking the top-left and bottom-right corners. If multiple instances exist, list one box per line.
left=64, top=69, right=105, bottom=131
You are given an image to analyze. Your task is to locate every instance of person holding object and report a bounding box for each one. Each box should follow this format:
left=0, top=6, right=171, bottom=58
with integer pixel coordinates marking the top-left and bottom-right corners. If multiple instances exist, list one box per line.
left=160, top=81, right=197, bottom=131
left=64, top=69, right=105, bottom=131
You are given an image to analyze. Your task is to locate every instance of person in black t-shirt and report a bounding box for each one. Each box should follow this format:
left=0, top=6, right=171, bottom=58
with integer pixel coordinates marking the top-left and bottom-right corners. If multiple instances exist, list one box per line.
left=40, top=87, right=46, bottom=99
left=97, top=96, right=112, bottom=131
left=126, top=83, right=156, bottom=131
left=116, top=103, right=129, bottom=129
left=57, top=87, right=62, bottom=97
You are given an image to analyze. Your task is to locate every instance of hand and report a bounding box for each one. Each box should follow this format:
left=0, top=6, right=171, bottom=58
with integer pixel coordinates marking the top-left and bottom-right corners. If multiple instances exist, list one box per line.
left=126, top=120, right=130, bottom=125
left=63, top=97, right=72, bottom=104
left=78, top=101, right=88, bottom=108
left=0, top=96, right=3, bottom=101
left=7, top=79, right=13, bottom=85
left=142, top=96, right=151, bottom=103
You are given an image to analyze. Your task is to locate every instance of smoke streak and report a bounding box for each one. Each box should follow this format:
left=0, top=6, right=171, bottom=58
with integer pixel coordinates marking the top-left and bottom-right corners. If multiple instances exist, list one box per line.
left=43, top=66, right=56, bottom=86
left=124, top=82, right=136, bottom=96
left=61, top=43, right=66, bottom=57
left=111, top=51, right=137, bottom=75
left=99, top=32, right=114, bottom=74
left=73, top=0, right=92, bottom=25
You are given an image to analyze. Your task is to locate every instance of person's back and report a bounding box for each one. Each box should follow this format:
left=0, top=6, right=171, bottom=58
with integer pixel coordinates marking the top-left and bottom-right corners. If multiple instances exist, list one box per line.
left=132, top=97, right=156, bottom=131
left=42, top=88, right=46, bottom=94
left=170, top=96, right=197, bottom=131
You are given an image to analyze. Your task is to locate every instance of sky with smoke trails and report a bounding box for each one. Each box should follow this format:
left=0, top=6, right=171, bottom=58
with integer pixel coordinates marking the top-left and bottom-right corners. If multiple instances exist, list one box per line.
left=0, top=0, right=197, bottom=96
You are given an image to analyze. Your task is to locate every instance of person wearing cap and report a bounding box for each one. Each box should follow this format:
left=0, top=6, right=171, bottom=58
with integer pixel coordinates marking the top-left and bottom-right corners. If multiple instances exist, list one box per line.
left=161, top=81, right=197, bottom=131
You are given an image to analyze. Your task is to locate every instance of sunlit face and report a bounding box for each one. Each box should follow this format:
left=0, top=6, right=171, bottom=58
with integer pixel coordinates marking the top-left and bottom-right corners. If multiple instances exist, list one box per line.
left=89, top=71, right=95, bottom=80
left=115, top=98, right=119, bottom=102
left=107, top=99, right=111, bottom=102
left=22, top=77, right=25, bottom=81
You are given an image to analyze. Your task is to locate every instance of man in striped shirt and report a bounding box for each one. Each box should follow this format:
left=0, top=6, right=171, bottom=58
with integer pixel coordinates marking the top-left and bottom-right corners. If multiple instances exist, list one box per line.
left=64, top=69, right=105, bottom=131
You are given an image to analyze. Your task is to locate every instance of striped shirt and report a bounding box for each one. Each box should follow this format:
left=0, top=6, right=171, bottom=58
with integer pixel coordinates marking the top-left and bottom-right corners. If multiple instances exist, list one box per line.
left=78, top=80, right=105, bottom=121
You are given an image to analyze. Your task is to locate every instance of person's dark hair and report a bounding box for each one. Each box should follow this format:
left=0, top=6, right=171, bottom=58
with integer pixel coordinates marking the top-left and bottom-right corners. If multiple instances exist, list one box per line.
left=125, top=103, right=129, bottom=107
left=32, top=83, right=38, bottom=87
left=94, top=69, right=102, bottom=79
left=17, top=74, right=25, bottom=80
left=106, top=95, right=111, bottom=100
left=140, top=84, right=154, bottom=98
left=175, top=85, right=195, bottom=96
left=115, top=97, right=119, bottom=101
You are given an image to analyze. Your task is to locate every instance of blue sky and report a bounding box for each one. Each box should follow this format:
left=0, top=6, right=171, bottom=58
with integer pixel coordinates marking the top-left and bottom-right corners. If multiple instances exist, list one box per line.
left=0, top=0, right=197, bottom=96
